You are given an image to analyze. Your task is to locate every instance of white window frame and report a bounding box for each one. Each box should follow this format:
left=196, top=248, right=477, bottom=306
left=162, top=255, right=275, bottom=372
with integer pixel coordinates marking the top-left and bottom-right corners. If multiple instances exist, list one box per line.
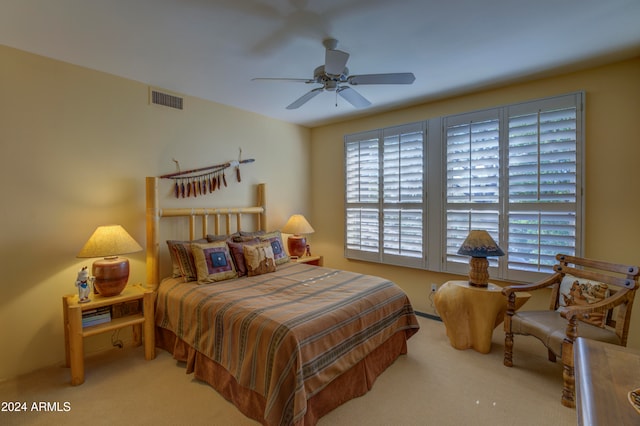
left=345, top=122, right=427, bottom=269
left=344, top=92, right=584, bottom=283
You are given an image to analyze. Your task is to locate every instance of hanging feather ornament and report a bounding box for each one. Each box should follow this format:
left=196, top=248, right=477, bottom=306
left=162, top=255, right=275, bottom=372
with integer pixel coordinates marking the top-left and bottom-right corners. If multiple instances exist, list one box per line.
left=160, top=153, right=255, bottom=200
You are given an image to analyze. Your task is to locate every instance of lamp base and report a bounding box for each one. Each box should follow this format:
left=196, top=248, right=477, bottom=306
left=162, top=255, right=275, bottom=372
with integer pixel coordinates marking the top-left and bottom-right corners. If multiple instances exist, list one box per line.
left=92, top=257, right=129, bottom=296
left=468, top=257, right=489, bottom=288
left=287, top=235, right=307, bottom=258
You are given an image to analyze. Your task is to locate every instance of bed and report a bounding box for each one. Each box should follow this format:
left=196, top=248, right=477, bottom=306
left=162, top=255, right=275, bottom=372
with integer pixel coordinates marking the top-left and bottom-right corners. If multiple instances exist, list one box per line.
left=145, top=177, right=420, bottom=425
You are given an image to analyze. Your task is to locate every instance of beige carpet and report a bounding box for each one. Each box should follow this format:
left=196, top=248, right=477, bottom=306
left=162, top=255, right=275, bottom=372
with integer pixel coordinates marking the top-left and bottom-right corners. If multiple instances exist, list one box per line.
left=0, top=317, right=576, bottom=425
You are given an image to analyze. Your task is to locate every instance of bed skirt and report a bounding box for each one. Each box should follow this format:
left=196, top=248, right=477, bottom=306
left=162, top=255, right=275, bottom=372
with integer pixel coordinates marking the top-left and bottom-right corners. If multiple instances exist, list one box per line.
left=156, top=326, right=409, bottom=425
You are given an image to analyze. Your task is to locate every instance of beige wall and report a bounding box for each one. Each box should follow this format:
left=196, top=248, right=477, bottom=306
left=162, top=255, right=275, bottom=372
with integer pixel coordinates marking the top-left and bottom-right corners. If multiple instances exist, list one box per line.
left=2, top=44, right=639, bottom=381
left=309, top=57, right=640, bottom=347
left=0, top=45, right=310, bottom=380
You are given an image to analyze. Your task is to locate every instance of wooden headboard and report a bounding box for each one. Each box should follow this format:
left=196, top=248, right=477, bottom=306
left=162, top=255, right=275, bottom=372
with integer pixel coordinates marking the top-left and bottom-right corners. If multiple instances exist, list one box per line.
left=145, top=176, right=267, bottom=290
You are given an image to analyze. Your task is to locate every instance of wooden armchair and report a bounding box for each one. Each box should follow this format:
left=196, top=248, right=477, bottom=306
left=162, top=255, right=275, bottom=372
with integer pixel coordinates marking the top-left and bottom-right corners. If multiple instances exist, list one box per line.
left=502, top=254, right=639, bottom=408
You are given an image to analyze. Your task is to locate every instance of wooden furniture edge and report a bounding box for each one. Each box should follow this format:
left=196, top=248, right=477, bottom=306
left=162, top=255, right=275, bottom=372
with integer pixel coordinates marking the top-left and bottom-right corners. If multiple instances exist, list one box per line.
left=63, top=285, right=155, bottom=385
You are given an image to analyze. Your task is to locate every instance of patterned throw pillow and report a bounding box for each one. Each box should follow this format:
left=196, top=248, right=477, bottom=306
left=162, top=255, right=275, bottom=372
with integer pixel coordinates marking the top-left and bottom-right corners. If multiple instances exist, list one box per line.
left=243, top=243, right=276, bottom=277
left=167, top=239, right=208, bottom=281
left=191, top=241, right=238, bottom=284
left=258, top=231, right=290, bottom=265
left=227, top=238, right=261, bottom=277
left=558, top=274, right=609, bottom=327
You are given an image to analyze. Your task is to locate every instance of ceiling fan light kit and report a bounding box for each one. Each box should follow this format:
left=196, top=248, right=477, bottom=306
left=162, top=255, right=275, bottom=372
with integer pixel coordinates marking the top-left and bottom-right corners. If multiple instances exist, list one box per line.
left=253, top=38, right=415, bottom=110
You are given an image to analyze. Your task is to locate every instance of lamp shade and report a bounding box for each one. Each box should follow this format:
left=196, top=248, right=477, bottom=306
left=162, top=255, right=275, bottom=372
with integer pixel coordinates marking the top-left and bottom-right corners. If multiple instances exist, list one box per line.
left=457, top=230, right=504, bottom=258
left=77, top=225, right=142, bottom=297
left=281, top=215, right=315, bottom=236
left=77, top=225, right=143, bottom=258
left=457, top=230, right=504, bottom=288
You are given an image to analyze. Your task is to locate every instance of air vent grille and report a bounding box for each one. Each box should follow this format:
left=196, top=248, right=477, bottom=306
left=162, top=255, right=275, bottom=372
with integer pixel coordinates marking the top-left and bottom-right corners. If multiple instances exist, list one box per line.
left=150, top=88, right=183, bottom=110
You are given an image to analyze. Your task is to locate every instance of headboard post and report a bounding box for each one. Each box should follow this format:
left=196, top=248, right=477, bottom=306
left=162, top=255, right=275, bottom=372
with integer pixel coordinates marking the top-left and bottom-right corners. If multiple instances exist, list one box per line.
left=146, top=176, right=160, bottom=290
left=257, top=183, right=267, bottom=231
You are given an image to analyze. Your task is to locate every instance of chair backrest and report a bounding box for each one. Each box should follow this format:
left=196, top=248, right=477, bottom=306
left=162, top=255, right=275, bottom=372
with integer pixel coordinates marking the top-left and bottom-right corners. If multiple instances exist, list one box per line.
left=550, top=254, right=640, bottom=345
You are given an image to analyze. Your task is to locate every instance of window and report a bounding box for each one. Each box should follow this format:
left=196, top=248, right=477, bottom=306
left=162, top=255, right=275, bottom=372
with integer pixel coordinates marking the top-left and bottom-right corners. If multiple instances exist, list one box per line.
left=444, top=94, right=582, bottom=281
left=444, top=109, right=501, bottom=272
left=344, top=92, right=583, bottom=282
left=345, top=123, right=426, bottom=268
left=505, top=97, right=581, bottom=281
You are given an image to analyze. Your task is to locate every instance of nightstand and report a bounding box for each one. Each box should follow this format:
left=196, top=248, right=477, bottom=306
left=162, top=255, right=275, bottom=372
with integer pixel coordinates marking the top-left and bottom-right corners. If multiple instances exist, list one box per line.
left=62, top=284, right=155, bottom=385
left=291, top=255, right=323, bottom=266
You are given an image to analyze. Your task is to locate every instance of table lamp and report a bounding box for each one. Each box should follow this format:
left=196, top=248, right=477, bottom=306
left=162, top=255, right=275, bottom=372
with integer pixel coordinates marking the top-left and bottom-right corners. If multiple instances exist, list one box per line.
left=457, top=230, right=504, bottom=288
left=281, top=214, right=315, bottom=258
left=77, top=225, right=143, bottom=296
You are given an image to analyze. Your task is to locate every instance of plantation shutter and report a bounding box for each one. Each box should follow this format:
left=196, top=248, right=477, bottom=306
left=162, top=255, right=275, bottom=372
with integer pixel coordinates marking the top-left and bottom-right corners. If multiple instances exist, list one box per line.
left=344, top=92, right=582, bottom=280
left=382, top=123, right=425, bottom=266
left=345, top=131, right=380, bottom=261
left=444, top=109, right=502, bottom=275
left=345, top=123, right=426, bottom=267
left=506, top=94, right=581, bottom=279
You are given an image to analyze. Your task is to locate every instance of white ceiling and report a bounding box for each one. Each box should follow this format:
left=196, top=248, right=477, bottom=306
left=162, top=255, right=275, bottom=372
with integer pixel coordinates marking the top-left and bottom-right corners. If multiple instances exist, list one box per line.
left=2, top=0, right=640, bottom=127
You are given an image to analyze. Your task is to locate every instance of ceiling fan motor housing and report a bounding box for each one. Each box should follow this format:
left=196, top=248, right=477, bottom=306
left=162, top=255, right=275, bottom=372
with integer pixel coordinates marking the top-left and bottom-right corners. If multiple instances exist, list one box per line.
left=313, top=65, right=349, bottom=91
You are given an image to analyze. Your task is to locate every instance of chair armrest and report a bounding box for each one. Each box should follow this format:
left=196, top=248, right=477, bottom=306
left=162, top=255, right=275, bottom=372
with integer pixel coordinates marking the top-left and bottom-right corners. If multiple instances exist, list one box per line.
left=503, top=274, right=561, bottom=312
left=502, top=273, right=561, bottom=297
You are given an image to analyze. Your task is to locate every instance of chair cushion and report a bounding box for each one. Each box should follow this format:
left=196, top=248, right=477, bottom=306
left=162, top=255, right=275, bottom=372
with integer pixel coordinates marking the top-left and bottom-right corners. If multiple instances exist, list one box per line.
left=557, top=274, right=609, bottom=327
left=511, top=310, right=621, bottom=356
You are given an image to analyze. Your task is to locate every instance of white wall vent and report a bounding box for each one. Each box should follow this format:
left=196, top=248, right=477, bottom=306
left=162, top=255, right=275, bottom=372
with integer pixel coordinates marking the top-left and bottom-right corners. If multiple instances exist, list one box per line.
left=150, top=88, right=183, bottom=110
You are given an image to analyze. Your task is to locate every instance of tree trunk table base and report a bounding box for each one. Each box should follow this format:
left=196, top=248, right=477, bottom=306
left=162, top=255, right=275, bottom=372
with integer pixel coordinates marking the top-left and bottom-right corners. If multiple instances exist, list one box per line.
left=434, top=280, right=530, bottom=354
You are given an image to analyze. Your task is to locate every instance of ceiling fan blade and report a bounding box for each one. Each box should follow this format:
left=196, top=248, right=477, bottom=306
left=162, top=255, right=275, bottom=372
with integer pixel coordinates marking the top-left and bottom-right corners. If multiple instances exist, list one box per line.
left=252, top=77, right=311, bottom=83
left=348, top=72, right=416, bottom=85
left=325, top=49, right=349, bottom=75
left=337, top=87, right=371, bottom=108
left=286, top=87, right=324, bottom=109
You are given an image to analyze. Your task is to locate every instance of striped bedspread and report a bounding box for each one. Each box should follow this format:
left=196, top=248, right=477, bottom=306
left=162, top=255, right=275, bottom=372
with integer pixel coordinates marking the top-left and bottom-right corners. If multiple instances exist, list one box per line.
left=155, top=262, right=420, bottom=425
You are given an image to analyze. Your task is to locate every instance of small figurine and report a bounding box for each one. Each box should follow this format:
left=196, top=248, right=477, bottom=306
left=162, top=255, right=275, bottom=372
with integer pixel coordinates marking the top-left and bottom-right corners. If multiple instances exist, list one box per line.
left=75, top=266, right=95, bottom=303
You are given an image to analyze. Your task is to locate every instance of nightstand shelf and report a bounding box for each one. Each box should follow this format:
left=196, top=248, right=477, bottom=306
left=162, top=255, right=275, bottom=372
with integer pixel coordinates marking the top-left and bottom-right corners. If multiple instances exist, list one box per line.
left=62, top=284, right=155, bottom=385
left=291, top=255, right=323, bottom=266
left=80, top=313, right=145, bottom=337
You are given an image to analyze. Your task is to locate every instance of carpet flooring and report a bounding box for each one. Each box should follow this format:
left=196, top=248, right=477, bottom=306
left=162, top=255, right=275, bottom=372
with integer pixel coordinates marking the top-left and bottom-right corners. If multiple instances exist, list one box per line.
left=0, top=316, right=576, bottom=425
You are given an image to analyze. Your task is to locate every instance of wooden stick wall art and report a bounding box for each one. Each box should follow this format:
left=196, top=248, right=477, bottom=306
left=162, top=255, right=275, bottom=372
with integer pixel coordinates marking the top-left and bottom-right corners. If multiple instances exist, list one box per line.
left=159, top=154, right=255, bottom=199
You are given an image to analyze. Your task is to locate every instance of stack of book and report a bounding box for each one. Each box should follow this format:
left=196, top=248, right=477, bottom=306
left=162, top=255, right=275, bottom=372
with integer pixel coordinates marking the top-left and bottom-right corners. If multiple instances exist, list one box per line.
left=82, top=306, right=111, bottom=328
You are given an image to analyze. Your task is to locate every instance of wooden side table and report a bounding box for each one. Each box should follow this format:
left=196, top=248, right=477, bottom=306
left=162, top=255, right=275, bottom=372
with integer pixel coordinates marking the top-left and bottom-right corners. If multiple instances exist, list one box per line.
left=434, top=280, right=530, bottom=353
left=62, top=284, right=155, bottom=385
left=291, top=255, right=323, bottom=266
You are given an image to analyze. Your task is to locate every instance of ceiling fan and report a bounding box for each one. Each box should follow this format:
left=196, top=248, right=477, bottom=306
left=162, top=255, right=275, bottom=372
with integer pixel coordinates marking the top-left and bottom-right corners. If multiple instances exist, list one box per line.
left=252, top=38, right=416, bottom=110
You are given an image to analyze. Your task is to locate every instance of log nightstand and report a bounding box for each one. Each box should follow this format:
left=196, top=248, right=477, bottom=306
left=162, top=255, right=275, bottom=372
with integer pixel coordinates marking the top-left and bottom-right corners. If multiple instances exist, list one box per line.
left=62, top=284, right=155, bottom=385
